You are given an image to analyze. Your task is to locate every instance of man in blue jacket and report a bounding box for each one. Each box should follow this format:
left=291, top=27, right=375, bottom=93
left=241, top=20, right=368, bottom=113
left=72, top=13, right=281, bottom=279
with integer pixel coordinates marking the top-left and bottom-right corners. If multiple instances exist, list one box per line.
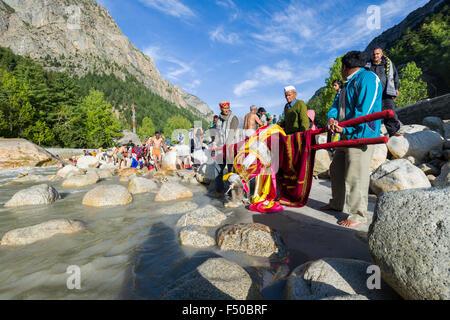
left=321, top=51, right=382, bottom=228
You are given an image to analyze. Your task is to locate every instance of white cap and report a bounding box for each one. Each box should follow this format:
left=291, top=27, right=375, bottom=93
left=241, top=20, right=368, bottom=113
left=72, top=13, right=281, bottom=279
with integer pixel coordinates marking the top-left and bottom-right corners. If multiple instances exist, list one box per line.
left=284, top=85, right=296, bottom=92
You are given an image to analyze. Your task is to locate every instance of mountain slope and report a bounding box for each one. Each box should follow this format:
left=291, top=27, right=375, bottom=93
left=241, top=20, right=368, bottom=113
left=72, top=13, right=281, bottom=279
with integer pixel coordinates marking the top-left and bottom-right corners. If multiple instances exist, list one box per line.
left=0, top=0, right=212, bottom=117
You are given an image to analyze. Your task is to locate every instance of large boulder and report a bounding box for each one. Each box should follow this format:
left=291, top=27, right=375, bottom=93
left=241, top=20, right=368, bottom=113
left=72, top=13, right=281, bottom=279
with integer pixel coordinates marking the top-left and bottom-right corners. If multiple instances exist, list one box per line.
left=160, top=258, right=262, bottom=300
left=176, top=205, right=227, bottom=227
left=423, top=116, right=444, bottom=136
left=370, top=159, right=431, bottom=195
left=82, top=185, right=133, bottom=207
left=62, top=171, right=100, bottom=188
left=431, top=162, right=450, bottom=187
left=57, top=165, right=85, bottom=178
left=196, top=162, right=220, bottom=184
left=4, top=184, right=60, bottom=207
left=118, top=167, right=139, bottom=177
left=387, top=130, right=444, bottom=162
left=117, top=129, right=141, bottom=146
left=313, top=150, right=331, bottom=178
left=370, top=143, right=388, bottom=173
left=0, top=138, right=59, bottom=169
left=285, top=258, right=399, bottom=300
left=397, top=124, right=429, bottom=134
left=0, top=219, right=86, bottom=246
left=161, top=150, right=178, bottom=171
left=76, top=156, right=99, bottom=169
left=127, top=176, right=159, bottom=194
left=179, top=226, right=216, bottom=248
left=368, top=187, right=450, bottom=300
left=154, top=182, right=193, bottom=202
left=217, top=223, right=286, bottom=258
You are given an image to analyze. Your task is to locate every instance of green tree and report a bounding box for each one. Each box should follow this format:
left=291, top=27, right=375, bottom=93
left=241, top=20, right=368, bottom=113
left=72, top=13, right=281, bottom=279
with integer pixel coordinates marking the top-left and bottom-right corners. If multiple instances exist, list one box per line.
left=307, top=57, right=343, bottom=127
left=79, top=89, right=121, bottom=148
left=163, top=115, right=191, bottom=142
left=0, top=68, right=35, bottom=138
left=137, top=116, right=155, bottom=140
left=396, top=62, right=428, bottom=108
left=23, top=120, right=55, bottom=146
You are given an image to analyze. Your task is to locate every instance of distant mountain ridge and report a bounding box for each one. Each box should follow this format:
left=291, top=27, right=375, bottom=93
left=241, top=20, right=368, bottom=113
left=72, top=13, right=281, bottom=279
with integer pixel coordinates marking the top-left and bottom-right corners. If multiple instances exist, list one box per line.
left=0, top=0, right=213, bottom=118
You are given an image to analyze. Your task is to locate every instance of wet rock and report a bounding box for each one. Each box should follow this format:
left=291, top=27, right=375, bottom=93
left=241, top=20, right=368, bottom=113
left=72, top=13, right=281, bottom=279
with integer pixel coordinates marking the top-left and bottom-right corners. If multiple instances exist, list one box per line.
left=370, top=159, right=431, bottom=195
left=285, top=258, right=400, bottom=300
left=177, top=170, right=196, bottom=180
left=431, top=162, right=450, bottom=187
left=368, top=187, right=450, bottom=300
left=179, top=226, right=216, bottom=248
left=0, top=219, right=86, bottom=246
left=155, top=182, right=193, bottom=202
left=62, top=171, right=100, bottom=188
left=313, top=149, right=331, bottom=178
left=88, top=168, right=113, bottom=179
left=196, top=162, right=219, bottom=184
left=4, top=184, right=60, bottom=207
left=0, top=138, right=59, bottom=169
left=217, top=223, right=286, bottom=258
left=387, top=130, right=444, bottom=162
left=76, top=156, right=99, bottom=169
left=118, top=167, right=139, bottom=177
left=176, top=205, right=227, bottom=227
left=370, top=143, right=388, bottom=173
left=156, top=201, right=199, bottom=215
left=397, top=124, right=429, bottom=134
left=82, top=185, right=133, bottom=207
left=57, top=165, right=85, bottom=178
left=127, top=176, right=159, bottom=194
left=321, top=294, right=370, bottom=300
left=161, top=258, right=262, bottom=300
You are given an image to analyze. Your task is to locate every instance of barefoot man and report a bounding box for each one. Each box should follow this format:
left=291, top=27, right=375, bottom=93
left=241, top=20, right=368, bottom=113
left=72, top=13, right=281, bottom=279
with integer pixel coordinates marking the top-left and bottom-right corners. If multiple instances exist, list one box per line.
left=321, top=51, right=382, bottom=228
left=243, top=105, right=263, bottom=138
left=113, top=145, right=128, bottom=169
left=148, top=132, right=168, bottom=171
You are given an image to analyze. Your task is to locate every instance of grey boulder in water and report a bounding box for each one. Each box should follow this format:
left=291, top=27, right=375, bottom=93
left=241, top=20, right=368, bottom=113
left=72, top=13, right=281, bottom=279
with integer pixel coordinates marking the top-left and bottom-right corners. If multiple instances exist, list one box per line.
left=1, top=219, right=86, bottom=246
left=82, top=185, right=133, bottom=207
left=4, top=184, right=60, bottom=207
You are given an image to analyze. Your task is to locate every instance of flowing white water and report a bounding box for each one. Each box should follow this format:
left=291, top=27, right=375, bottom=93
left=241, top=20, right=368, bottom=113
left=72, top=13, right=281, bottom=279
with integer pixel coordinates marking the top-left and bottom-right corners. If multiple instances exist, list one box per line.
left=0, top=166, right=273, bottom=300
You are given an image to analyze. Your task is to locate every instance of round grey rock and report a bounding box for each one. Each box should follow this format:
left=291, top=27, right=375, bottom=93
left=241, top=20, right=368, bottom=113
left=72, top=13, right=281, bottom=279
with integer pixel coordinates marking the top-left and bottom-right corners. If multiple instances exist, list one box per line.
left=176, top=205, right=227, bottom=227
left=179, top=226, right=216, bottom=248
left=4, top=184, right=60, bottom=207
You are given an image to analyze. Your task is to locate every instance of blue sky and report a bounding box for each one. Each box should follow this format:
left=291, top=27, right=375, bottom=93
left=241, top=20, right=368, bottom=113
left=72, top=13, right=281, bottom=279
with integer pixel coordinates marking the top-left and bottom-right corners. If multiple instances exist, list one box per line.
left=96, top=0, right=428, bottom=118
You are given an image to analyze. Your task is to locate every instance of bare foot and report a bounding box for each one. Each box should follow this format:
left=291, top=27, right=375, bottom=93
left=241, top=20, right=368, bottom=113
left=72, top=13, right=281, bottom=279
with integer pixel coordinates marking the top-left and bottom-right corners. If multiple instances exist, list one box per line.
left=394, top=132, right=404, bottom=137
left=338, top=219, right=361, bottom=228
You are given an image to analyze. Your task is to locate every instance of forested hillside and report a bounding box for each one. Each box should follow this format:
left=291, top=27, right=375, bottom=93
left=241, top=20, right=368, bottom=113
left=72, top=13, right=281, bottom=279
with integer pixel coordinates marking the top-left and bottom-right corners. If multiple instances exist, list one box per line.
left=0, top=46, right=207, bottom=148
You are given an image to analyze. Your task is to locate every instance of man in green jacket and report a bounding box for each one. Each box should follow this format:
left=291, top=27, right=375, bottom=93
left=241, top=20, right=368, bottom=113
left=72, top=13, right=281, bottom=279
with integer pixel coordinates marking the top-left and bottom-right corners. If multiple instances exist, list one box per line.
left=279, top=86, right=309, bottom=134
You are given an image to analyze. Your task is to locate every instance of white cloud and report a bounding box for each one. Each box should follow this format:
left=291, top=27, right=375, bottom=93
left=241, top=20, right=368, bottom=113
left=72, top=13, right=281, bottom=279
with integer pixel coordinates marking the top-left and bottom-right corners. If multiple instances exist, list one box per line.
left=216, top=0, right=239, bottom=21
left=143, top=45, right=161, bottom=61
left=209, top=26, right=240, bottom=44
left=138, top=0, right=195, bottom=19
left=233, top=60, right=329, bottom=97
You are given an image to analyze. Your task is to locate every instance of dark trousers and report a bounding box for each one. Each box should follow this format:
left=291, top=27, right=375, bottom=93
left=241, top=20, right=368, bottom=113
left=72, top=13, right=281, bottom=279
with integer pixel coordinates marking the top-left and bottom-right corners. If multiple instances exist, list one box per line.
left=215, top=163, right=233, bottom=193
left=382, top=98, right=401, bottom=136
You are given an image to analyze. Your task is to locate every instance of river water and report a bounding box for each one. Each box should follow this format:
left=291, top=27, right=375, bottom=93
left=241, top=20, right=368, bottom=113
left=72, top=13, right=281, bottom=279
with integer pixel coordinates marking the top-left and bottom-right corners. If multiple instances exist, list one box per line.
left=0, top=166, right=275, bottom=300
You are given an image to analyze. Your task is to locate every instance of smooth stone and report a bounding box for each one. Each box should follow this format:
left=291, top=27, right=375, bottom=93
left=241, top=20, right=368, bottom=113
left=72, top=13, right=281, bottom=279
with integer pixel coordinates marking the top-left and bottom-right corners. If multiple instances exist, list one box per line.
left=156, top=201, right=199, bottom=215
left=82, top=185, right=133, bottom=207
left=76, top=155, right=99, bottom=169
left=370, top=159, right=431, bottom=195
left=196, top=162, right=219, bottom=184
left=127, top=176, right=159, bottom=194
left=176, top=205, right=227, bottom=227
left=4, top=184, right=60, bottom=207
left=160, top=258, right=262, bottom=300
left=423, top=116, right=444, bottom=135
left=217, top=223, right=286, bottom=258
left=56, top=165, right=85, bottom=178
left=285, top=258, right=400, bottom=300
left=313, top=149, right=331, bottom=178
left=370, top=143, right=388, bottom=173
left=179, top=226, right=216, bottom=248
left=0, top=138, right=59, bottom=169
left=0, top=219, right=86, bottom=246
left=118, top=167, right=139, bottom=177
left=368, top=187, right=450, bottom=300
left=154, top=182, right=193, bottom=202
left=62, top=171, right=99, bottom=188
left=387, top=130, right=444, bottom=162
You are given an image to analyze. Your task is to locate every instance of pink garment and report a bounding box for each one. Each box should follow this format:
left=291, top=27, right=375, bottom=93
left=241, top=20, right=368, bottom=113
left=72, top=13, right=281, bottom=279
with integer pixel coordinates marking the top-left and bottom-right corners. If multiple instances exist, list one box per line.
left=307, top=110, right=317, bottom=130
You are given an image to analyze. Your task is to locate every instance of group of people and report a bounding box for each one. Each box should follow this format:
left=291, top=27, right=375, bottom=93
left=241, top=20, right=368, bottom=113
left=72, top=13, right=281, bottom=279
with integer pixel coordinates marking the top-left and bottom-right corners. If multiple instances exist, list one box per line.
left=208, top=48, right=403, bottom=228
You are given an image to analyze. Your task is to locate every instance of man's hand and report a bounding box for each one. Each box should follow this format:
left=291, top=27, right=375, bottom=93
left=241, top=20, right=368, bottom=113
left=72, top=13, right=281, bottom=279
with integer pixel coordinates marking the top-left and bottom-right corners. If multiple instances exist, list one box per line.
left=396, top=90, right=399, bottom=97
left=326, top=118, right=338, bottom=132
left=332, top=124, right=344, bottom=134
